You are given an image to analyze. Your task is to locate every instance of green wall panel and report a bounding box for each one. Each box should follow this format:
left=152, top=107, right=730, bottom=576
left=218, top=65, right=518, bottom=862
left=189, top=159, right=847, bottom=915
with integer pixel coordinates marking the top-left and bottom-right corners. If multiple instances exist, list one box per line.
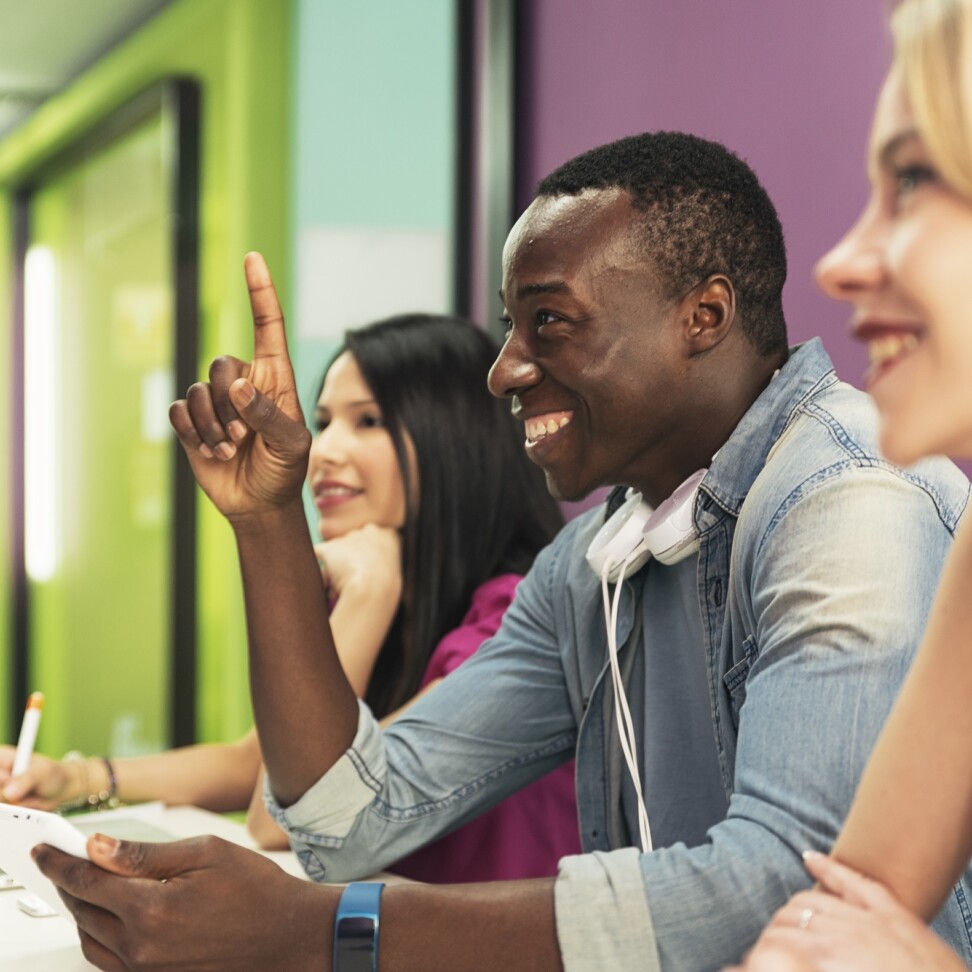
left=26, top=115, right=172, bottom=756
left=0, top=0, right=291, bottom=751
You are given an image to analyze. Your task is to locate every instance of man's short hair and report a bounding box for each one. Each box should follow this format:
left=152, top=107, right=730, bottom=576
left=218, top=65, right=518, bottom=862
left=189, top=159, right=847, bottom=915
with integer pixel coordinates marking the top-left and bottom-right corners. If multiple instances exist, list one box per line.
left=537, top=132, right=788, bottom=356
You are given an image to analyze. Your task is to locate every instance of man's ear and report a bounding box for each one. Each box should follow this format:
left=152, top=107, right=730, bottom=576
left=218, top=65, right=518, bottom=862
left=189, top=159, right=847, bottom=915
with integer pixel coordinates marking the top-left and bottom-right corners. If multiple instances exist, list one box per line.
left=683, top=274, right=735, bottom=354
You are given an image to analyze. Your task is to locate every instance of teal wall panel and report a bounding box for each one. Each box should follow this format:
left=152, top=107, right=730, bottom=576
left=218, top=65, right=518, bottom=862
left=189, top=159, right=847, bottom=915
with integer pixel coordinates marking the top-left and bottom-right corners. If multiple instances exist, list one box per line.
left=291, top=0, right=457, bottom=539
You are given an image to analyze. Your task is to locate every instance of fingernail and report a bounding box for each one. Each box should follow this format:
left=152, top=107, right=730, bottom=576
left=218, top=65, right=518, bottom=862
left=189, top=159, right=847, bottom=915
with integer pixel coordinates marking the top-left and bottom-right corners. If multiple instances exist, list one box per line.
left=227, top=420, right=247, bottom=442
left=215, top=441, right=237, bottom=460
left=802, top=849, right=823, bottom=861
left=92, top=833, right=120, bottom=855
left=234, top=380, right=256, bottom=407
left=199, top=443, right=214, bottom=459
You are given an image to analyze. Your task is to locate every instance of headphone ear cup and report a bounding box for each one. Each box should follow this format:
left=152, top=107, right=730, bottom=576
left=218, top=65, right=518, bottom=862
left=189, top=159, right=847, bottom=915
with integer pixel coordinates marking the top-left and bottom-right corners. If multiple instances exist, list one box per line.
left=586, top=469, right=707, bottom=579
left=586, top=492, right=655, bottom=581
left=642, top=469, right=706, bottom=565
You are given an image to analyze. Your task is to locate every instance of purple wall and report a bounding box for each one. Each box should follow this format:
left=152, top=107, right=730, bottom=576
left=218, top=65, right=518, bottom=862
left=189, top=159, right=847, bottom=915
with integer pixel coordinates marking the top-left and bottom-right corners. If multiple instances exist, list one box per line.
left=516, top=0, right=890, bottom=389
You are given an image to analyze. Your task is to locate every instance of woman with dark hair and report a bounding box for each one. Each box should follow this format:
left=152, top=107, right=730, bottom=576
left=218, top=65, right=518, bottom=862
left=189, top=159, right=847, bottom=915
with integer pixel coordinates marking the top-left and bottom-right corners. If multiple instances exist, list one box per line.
left=1, top=312, right=579, bottom=883
left=305, top=313, right=577, bottom=881
left=336, top=314, right=564, bottom=724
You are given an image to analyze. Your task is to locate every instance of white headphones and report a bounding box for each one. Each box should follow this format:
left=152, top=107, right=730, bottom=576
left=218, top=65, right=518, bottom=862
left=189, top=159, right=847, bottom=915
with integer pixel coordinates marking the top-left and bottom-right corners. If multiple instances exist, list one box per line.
left=586, top=468, right=707, bottom=580
left=584, top=467, right=707, bottom=854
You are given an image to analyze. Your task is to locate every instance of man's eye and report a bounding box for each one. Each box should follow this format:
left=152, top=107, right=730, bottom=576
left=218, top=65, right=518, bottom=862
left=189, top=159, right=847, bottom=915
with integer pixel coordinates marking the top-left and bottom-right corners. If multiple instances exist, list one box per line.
left=537, top=311, right=561, bottom=328
left=498, top=315, right=513, bottom=337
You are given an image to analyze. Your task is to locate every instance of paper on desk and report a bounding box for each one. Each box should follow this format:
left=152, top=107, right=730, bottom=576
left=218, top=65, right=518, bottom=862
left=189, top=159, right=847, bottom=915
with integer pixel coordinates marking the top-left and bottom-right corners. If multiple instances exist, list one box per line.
left=68, top=801, right=175, bottom=843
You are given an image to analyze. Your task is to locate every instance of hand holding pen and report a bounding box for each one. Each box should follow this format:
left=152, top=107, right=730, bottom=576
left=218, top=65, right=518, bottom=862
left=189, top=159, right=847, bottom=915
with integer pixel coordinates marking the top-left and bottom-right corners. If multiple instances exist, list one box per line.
left=0, top=693, right=69, bottom=809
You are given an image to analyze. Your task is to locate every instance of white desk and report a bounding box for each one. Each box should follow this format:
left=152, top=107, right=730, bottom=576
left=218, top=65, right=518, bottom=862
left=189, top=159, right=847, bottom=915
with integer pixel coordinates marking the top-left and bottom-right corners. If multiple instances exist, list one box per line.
left=1, top=803, right=308, bottom=971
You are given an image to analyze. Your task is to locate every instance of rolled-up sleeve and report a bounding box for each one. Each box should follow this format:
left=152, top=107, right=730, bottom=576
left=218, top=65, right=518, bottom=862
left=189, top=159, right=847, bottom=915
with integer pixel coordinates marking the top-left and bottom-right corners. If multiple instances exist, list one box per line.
left=267, top=699, right=385, bottom=844
left=267, top=527, right=581, bottom=883
left=555, top=849, right=660, bottom=972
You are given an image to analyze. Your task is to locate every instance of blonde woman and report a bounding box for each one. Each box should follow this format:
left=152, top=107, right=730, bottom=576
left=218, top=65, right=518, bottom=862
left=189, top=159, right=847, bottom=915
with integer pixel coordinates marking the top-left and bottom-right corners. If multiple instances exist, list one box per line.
left=733, top=1, right=972, bottom=967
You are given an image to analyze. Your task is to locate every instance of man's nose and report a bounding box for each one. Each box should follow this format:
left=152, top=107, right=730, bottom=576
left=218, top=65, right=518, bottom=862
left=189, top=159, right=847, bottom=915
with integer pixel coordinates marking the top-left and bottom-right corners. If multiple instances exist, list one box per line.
left=487, top=329, right=542, bottom=399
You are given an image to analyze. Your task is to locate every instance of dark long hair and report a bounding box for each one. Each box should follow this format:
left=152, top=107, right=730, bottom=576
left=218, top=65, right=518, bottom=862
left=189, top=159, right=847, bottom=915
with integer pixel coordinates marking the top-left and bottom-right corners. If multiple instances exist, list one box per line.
left=320, top=314, right=564, bottom=718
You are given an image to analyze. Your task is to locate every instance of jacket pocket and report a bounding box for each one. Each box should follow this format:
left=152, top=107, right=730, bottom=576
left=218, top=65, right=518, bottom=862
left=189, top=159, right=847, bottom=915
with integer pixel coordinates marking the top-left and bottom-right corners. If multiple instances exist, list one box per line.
left=723, top=636, right=757, bottom=730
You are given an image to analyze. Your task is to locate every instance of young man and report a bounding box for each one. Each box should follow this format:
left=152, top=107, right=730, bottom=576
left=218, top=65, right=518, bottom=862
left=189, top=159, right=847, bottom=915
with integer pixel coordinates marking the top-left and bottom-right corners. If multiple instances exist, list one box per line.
left=38, top=133, right=972, bottom=971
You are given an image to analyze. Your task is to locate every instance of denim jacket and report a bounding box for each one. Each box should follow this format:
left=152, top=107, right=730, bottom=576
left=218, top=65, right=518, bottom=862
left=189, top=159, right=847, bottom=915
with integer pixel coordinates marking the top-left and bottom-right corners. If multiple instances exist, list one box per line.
left=269, top=340, right=972, bottom=970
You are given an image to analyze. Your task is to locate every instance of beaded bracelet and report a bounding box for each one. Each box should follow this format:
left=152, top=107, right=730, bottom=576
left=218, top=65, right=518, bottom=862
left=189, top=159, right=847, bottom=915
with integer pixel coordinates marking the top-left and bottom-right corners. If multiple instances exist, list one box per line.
left=60, top=752, right=120, bottom=812
left=99, top=757, right=119, bottom=810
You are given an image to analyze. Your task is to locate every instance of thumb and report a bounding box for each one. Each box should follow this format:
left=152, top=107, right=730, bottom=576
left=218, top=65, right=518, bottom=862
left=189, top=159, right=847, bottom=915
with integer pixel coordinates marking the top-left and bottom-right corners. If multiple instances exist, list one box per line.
left=2, top=765, right=42, bottom=802
left=2, top=777, right=26, bottom=801
left=229, top=378, right=310, bottom=460
left=87, top=833, right=202, bottom=880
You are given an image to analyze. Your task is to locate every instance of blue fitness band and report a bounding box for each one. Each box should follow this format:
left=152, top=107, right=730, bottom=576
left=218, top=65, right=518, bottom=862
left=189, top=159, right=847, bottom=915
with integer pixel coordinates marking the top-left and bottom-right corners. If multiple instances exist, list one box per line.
left=333, top=881, right=385, bottom=972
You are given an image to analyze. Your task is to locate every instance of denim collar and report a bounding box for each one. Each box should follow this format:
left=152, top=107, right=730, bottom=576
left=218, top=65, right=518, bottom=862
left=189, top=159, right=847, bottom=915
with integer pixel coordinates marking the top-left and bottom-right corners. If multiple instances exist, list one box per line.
left=702, top=338, right=837, bottom=518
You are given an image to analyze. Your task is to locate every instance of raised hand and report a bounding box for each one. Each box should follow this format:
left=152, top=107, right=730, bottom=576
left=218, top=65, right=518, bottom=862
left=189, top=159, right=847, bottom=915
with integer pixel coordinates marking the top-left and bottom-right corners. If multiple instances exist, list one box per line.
left=171, top=256, right=358, bottom=807
left=169, top=252, right=312, bottom=521
left=34, top=833, right=334, bottom=971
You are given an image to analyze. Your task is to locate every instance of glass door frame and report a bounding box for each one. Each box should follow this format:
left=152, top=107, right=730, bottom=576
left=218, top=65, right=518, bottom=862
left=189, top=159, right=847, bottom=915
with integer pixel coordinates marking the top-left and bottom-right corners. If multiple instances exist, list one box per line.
left=9, top=78, right=200, bottom=747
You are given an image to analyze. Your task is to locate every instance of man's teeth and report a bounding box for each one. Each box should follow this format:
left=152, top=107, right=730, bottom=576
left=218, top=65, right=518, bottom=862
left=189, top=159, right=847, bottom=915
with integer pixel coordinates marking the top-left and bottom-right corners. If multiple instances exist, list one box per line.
left=868, top=333, right=919, bottom=368
left=525, top=415, right=571, bottom=440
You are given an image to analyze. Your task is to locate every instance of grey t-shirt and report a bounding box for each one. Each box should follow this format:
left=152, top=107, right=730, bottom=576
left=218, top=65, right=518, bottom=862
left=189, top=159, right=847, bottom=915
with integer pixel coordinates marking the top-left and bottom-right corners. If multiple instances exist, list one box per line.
left=615, top=554, right=728, bottom=849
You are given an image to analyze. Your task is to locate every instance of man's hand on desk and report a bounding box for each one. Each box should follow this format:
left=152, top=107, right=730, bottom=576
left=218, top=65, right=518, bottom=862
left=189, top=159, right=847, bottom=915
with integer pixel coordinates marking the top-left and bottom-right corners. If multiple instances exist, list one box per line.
left=34, top=833, right=332, bottom=971
left=35, top=831, right=565, bottom=971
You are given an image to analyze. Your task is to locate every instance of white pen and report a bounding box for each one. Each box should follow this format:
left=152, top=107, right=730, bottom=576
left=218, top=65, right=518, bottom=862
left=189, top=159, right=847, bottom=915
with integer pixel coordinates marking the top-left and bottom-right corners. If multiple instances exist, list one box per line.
left=12, top=692, right=44, bottom=778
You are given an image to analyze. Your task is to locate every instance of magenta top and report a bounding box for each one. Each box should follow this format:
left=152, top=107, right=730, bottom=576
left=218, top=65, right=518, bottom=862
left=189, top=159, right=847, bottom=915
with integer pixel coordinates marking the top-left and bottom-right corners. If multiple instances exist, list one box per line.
left=388, top=573, right=581, bottom=883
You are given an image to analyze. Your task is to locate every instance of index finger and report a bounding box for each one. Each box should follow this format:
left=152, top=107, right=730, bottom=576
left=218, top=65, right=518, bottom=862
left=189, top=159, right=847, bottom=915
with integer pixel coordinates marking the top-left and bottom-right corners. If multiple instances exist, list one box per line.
left=243, top=251, right=291, bottom=364
left=33, top=844, right=145, bottom=912
left=34, top=846, right=143, bottom=966
left=803, top=852, right=894, bottom=911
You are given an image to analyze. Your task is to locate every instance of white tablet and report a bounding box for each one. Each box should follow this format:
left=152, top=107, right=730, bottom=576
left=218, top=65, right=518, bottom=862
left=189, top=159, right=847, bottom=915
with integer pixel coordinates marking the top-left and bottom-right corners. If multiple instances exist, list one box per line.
left=0, top=803, right=89, bottom=920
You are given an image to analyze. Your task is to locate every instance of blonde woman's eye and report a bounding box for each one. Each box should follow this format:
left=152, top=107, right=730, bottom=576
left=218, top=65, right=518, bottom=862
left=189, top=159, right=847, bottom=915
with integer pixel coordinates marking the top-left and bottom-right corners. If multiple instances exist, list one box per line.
left=894, top=164, right=937, bottom=197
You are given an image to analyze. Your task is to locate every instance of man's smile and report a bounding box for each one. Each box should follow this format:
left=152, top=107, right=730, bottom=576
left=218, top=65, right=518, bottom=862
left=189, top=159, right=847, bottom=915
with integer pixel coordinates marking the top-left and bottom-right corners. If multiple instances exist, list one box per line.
left=524, top=410, right=573, bottom=446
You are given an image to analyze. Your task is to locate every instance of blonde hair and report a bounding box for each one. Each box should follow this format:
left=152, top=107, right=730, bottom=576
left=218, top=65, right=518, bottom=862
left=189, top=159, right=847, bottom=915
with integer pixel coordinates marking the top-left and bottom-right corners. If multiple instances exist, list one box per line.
left=892, top=0, right=972, bottom=201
